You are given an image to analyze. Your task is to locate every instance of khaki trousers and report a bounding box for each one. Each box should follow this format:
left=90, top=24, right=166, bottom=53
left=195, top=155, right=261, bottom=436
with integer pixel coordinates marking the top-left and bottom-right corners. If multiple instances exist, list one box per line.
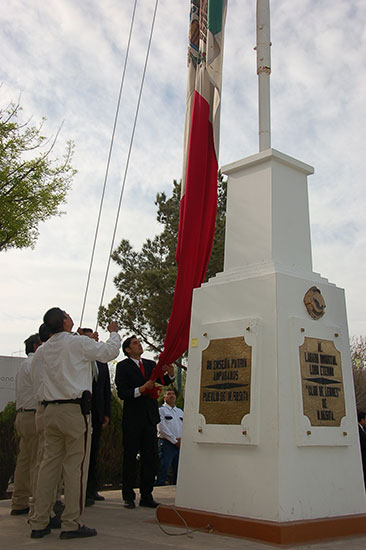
left=12, top=411, right=38, bottom=511
left=29, top=404, right=63, bottom=518
left=30, top=403, right=91, bottom=532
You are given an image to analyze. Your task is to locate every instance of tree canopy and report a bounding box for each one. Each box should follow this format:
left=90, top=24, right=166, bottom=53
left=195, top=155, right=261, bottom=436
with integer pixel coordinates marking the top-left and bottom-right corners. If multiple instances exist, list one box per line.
left=99, top=177, right=227, bottom=356
left=352, top=336, right=366, bottom=412
left=0, top=102, right=76, bottom=252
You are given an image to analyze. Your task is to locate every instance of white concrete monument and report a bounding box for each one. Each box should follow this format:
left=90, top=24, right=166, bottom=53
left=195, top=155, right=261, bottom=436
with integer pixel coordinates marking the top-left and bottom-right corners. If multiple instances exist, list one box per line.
left=159, top=1, right=366, bottom=545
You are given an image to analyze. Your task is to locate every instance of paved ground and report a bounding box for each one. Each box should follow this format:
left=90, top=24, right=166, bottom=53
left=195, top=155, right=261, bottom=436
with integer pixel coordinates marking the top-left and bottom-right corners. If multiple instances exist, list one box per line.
left=1, top=486, right=366, bottom=550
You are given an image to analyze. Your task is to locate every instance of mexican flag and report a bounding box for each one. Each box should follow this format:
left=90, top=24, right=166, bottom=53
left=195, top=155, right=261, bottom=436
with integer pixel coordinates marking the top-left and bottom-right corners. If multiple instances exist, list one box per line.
left=154, top=0, right=227, bottom=375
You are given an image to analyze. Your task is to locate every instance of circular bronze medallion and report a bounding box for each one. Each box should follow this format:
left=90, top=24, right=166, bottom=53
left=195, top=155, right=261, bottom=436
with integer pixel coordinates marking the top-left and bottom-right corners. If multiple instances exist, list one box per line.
left=303, top=286, right=326, bottom=319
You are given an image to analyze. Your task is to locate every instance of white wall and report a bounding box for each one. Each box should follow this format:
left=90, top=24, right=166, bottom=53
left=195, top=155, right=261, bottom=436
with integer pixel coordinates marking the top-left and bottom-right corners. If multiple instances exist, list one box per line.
left=0, top=356, right=23, bottom=412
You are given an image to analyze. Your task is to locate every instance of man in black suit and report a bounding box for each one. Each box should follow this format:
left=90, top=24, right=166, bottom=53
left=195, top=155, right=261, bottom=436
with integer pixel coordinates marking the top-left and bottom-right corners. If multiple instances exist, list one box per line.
left=79, top=328, right=112, bottom=506
left=358, top=411, right=366, bottom=489
left=115, top=335, right=174, bottom=509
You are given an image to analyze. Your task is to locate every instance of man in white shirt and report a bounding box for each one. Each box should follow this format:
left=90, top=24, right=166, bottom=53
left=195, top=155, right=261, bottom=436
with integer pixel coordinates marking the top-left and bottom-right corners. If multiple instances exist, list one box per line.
left=11, top=334, right=41, bottom=515
left=156, top=389, right=183, bottom=486
left=31, top=323, right=63, bottom=522
left=29, top=307, right=121, bottom=540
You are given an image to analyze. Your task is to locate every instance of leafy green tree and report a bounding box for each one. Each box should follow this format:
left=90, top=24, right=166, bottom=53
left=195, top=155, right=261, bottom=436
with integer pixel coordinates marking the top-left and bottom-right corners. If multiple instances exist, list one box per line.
left=0, top=102, right=76, bottom=251
left=99, top=177, right=227, bottom=356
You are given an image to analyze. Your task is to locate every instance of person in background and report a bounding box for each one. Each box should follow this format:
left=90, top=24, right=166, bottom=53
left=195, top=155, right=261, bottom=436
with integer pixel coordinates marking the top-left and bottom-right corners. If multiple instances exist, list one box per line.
left=78, top=327, right=112, bottom=506
left=11, top=334, right=41, bottom=515
left=358, top=411, right=366, bottom=489
left=156, top=388, right=183, bottom=486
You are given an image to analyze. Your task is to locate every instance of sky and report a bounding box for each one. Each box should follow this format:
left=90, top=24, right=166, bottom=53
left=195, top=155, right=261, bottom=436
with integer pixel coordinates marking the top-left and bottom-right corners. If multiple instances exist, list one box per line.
left=0, top=0, right=365, bottom=359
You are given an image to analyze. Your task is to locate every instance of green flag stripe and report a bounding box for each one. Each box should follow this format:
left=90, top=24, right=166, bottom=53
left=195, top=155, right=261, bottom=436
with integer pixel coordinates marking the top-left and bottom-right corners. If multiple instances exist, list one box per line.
left=208, top=0, right=223, bottom=36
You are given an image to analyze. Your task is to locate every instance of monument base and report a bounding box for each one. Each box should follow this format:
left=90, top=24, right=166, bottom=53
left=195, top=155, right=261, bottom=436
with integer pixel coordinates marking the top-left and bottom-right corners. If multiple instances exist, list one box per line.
left=157, top=505, right=366, bottom=546
left=173, top=150, right=366, bottom=534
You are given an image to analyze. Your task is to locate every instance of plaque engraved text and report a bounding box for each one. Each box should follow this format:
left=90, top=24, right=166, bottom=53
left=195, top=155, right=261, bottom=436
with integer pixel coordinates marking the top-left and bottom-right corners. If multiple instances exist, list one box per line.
left=299, top=337, right=345, bottom=426
left=199, top=336, right=252, bottom=425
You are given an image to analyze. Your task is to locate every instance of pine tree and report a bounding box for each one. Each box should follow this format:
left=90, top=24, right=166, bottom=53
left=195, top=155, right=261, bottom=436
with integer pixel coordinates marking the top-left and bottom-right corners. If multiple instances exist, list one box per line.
left=99, top=177, right=227, bottom=355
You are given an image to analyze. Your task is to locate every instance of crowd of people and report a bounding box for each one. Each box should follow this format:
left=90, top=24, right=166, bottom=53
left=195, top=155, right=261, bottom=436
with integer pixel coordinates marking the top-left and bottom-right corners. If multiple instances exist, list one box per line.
left=10, top=307, right=183, bottom=540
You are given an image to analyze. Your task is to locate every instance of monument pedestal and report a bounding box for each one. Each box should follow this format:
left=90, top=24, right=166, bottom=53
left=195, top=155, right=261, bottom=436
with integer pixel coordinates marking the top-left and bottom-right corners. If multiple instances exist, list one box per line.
left=158, top=150, right=366, bottom=544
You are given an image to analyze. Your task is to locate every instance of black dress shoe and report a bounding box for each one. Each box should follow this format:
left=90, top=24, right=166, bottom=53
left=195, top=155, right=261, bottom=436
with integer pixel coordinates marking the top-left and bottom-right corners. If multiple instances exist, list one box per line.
left=85, top=497, right=95, bottom=507
left=93, top=492, right=105, bottom=501
left=30, top=525, right=51, bottom=539
left=59, top=525, right=97, bottom=539
left=139, top=499, right=160, bottom=508
left=11, top=507, right=29, bottom=515
left=124, top=500, right=136, bottom=509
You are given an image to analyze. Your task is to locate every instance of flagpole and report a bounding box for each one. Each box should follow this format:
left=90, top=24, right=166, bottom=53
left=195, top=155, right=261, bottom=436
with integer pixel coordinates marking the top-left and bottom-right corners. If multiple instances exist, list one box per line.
left=256, top=0, right=271, bottom=151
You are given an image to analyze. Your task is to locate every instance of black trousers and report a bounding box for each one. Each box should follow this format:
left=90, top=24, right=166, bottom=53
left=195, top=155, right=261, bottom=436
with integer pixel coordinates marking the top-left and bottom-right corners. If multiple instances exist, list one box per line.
left=122, top=419, right=158, bottom=502
left=86, top=423, right=102, bottom=497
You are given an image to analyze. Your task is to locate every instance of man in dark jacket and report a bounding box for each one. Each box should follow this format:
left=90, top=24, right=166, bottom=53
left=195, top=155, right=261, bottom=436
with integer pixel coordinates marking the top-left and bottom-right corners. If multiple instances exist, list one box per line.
left=358, top=411, right=366, bottom=489
left=79, top=328, right=112, bottom=506
left=115, top=335, right=174, bottom=509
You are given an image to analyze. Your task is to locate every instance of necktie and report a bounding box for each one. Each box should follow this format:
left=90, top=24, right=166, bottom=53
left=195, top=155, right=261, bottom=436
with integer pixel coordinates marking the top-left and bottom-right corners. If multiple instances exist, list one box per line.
left=138, top=359, right=145, bottom=378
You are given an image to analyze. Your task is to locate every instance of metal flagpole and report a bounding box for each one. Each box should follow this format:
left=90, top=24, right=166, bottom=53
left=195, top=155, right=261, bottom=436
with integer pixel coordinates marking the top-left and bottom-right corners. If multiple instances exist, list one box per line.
left=256, top=0, right=271, bottom=151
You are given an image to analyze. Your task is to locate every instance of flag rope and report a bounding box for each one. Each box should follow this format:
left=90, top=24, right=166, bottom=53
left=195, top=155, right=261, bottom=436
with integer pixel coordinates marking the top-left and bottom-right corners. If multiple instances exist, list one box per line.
left=96, top=0, right=159, bottom=332
left=79, top=0, right=160, bottom=331
left=79, top=0, right=138, bottom=328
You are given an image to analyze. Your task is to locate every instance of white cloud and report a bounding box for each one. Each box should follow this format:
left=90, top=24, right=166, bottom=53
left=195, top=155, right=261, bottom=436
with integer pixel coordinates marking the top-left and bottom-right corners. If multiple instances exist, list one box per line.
left=0, top=0, right=365, bottom=358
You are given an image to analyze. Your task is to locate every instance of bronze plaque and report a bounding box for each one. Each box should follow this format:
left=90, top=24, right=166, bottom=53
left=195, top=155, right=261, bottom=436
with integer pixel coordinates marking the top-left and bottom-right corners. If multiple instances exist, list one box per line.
left=303, top=286, right=326, bottom=319
left=199, top=336, right=252, bottom=425
left=299, top=337, right=345, bottom=426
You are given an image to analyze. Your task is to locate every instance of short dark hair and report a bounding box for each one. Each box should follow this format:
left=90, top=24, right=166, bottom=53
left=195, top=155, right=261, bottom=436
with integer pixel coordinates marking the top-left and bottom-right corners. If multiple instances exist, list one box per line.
left=24, top=334, right=41, bottom=355
left=358, top=411, right=366, bottom=422
left=80, top=328, right=93, bottom=334
left=164, top=387, right=177, bottom=397
left=122, top=335, right=137, bottom=357
left=43, top=307, right=66, bottom=334
left=38, top=323, right=51, bottom=343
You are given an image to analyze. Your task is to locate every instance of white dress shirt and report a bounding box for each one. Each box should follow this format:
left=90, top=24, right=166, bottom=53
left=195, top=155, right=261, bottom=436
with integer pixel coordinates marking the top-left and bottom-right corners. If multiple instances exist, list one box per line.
left=32, top=331, right=121, bottom=401
left=158, top=403, right=183, bottom=445
left=131, top=358, right=175, bottom=398
left=131, top=357, right=144, bottom=398
left=15, top=353, right=37, bottom=409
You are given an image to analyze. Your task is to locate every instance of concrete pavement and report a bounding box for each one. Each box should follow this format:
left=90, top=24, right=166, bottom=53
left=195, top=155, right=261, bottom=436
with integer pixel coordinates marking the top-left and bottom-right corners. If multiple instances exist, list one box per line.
left=1, top=486, right=366, bottom=549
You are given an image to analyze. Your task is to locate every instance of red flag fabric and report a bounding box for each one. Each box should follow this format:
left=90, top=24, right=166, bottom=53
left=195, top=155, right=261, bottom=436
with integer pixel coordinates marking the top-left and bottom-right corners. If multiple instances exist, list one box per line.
left=153, top=0, right=227, bottom=377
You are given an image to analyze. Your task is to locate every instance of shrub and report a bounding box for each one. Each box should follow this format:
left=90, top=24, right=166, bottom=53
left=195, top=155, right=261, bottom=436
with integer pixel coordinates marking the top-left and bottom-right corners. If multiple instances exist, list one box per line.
left=0, top=402, right=18, bottom=499
left=96, top=394, right=123, bottom=489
